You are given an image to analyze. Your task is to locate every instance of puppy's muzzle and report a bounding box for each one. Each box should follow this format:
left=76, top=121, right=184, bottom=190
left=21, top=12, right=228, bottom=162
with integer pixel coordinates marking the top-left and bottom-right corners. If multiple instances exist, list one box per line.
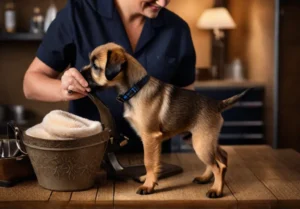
left=81, top=67, right=105, bottom=92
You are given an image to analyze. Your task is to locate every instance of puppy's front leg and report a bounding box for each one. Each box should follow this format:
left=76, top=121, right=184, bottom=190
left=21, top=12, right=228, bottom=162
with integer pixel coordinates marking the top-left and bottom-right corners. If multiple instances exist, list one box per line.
left=136, top=136, right=161, bottom=195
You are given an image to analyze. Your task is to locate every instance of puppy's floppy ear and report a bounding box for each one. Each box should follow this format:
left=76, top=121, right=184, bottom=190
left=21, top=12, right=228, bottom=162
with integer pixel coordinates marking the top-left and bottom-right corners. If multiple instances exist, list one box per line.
left=105, top=49, right=127, bottom=81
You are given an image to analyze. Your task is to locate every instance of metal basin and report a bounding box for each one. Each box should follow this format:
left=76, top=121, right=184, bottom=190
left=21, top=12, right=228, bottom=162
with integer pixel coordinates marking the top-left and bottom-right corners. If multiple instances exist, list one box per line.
left=23, top=129, right=109, bottom=191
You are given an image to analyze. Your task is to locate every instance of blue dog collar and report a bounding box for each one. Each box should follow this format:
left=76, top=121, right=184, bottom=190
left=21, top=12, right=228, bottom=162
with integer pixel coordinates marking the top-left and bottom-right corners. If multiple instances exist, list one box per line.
left=116, top=75, right=150, bottom=103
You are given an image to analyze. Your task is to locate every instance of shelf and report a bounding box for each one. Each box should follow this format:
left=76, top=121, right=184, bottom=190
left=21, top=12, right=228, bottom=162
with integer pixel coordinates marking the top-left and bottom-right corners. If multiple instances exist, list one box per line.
left=194, top=80, right=265, bottom=89
left=223, top=121, right=264, bottom=126
left=0, top=32, right=44, bottom=41
left=219, top=133, right=264, bottom=139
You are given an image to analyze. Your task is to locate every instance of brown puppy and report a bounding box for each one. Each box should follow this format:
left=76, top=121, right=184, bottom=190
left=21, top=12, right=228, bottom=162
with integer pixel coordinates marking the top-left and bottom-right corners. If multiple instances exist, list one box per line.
left=81, top=43, right=249, bottom=198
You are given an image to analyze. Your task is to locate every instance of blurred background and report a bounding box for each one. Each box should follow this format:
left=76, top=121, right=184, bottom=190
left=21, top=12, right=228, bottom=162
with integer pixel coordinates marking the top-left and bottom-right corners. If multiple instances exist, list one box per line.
left=0, top=0, right=299, bottom=152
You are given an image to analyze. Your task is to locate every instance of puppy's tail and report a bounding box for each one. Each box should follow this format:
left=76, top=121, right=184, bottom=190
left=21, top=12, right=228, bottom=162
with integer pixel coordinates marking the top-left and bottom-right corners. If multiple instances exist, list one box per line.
left=218, top=88, right=251, bottom=112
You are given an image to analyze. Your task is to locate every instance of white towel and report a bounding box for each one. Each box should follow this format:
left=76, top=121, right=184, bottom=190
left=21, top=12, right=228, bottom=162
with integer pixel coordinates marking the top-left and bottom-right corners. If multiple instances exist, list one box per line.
left=26, top=110, right=102, bottom=140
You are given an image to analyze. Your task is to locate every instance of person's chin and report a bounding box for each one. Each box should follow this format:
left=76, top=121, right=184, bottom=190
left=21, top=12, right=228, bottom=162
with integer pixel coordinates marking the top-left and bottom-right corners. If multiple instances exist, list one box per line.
left=143, top=10, right=160, bottom=18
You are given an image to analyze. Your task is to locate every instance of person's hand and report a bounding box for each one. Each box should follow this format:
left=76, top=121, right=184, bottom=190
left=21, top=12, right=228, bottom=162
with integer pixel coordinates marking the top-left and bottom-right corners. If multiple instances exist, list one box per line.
left=60, top=68, right=91, bottom=101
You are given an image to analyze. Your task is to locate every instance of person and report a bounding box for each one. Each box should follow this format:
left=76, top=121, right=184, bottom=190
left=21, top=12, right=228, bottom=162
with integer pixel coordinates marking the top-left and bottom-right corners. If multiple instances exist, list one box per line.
left=23, top=0, right=196, bottom=153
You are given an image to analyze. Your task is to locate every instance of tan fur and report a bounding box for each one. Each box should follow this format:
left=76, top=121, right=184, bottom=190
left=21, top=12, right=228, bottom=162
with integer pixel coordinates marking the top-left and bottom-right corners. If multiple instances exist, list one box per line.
left=81, top=43, right=249, bottom=198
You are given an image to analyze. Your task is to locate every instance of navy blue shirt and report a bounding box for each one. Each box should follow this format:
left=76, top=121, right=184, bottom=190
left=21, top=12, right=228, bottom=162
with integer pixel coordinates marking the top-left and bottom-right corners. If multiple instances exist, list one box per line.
left=37, top=0, right=196, bottom=152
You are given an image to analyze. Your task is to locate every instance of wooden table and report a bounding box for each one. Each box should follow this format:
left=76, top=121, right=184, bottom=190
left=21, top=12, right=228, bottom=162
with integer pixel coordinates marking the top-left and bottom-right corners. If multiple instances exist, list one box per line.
left=1, top=145, right=300, bottom=209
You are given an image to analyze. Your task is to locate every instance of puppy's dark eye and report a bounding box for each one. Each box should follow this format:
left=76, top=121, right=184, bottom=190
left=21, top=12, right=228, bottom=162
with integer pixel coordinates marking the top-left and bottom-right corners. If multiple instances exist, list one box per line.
left=92, top=62, right=101, bottom=71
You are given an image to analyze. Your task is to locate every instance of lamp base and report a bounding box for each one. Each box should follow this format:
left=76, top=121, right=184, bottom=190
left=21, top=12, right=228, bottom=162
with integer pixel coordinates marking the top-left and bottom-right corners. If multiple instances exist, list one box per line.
left=211, top=36, right=225, bottom=80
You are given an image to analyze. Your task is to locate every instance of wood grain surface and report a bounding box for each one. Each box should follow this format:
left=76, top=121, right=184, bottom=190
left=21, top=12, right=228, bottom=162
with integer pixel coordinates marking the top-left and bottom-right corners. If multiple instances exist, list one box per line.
left=1, top=146, right=300, bottom=209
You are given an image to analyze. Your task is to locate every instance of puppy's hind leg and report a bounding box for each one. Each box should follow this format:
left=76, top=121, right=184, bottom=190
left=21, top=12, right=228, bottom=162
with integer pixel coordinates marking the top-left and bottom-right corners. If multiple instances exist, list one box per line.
left=216, top=146, right=228, bottom=169
left=191, top=126, right=227, bottom=198
left=193, top=166, right=213, bottom=184
left=210, top=148, right=227, bottom=198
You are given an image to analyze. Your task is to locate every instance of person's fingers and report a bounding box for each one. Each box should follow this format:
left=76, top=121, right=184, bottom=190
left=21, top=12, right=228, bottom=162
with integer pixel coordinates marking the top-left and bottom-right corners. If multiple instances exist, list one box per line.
left=69, top=68, right=89, bottom=88
left=67, top=81, right=87, bottom=95
left=62, top=68, right=90, bottom=92
left=69, top=77, right=87, bottom=94
left=60, top=68, right=92, bottom=101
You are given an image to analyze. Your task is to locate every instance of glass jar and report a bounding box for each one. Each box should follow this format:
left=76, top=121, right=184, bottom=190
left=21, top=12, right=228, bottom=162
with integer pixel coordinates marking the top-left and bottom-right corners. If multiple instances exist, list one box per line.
left=4, top=1, right=16, bottom=33
left=29, top=7, right=44, bottom=34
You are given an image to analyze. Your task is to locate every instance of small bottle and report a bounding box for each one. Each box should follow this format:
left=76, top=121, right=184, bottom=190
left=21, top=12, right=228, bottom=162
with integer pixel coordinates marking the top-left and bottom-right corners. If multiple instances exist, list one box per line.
left=4, top=1, right=16, bottom=33
left=44, top=1, right=57, bottom=33
left=231, top=58, right=245, bottom=81
left=30, top=7, right=44, bottom=34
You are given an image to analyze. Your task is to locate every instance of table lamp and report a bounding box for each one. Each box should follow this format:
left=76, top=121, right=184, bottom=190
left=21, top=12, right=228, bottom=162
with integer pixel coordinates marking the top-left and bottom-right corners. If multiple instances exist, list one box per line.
left=197, top=7, right=236, bottom=79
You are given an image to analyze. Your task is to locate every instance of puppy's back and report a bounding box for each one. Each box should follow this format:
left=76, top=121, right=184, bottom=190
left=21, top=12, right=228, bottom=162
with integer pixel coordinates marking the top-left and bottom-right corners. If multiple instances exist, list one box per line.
left=159, top=85, right=219, bottom=134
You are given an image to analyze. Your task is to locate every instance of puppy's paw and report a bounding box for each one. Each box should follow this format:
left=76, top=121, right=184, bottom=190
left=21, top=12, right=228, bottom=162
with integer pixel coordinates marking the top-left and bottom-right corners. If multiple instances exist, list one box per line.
left=193, top=177, right=212, bottom=184
left=206, top=189, right=223, bottom=198
left=136, top=185, right=154, bottom=195
left=138, top=175, right=146, bottom=183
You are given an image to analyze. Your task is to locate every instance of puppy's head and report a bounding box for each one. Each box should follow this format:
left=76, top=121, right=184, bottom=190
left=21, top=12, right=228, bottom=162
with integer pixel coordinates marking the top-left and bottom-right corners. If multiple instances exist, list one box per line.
left=81, top=43, right=127, bottom=89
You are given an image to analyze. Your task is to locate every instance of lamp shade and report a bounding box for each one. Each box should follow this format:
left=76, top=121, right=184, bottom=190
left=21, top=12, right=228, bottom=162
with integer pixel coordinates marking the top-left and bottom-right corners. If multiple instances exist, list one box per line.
left=197, top=7, right=236, bottom=30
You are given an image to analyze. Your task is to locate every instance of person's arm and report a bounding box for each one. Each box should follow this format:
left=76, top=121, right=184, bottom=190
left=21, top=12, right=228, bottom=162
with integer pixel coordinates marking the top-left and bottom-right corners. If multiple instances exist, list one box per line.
left=23, top=57, right=89, bottom=102
left=24, top=57, right=62, bottom=101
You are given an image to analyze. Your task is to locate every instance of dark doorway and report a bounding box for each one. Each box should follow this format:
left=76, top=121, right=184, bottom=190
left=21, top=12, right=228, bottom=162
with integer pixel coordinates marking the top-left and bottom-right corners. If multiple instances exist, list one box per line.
left=278, top=0, right=300, bottom=152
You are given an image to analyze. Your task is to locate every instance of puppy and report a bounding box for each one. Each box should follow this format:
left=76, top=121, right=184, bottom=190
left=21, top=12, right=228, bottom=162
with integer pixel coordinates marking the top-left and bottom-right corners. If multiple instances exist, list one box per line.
left=81, top=43, right=249, bottom=198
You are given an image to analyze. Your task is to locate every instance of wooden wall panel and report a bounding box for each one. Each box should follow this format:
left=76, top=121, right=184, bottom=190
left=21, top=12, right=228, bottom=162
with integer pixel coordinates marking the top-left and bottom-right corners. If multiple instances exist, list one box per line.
left=0, top=42, right=68, bottom=121
left=167, top=0, right=214, bottom=68
left=227, top=0, right=276, bottom=146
